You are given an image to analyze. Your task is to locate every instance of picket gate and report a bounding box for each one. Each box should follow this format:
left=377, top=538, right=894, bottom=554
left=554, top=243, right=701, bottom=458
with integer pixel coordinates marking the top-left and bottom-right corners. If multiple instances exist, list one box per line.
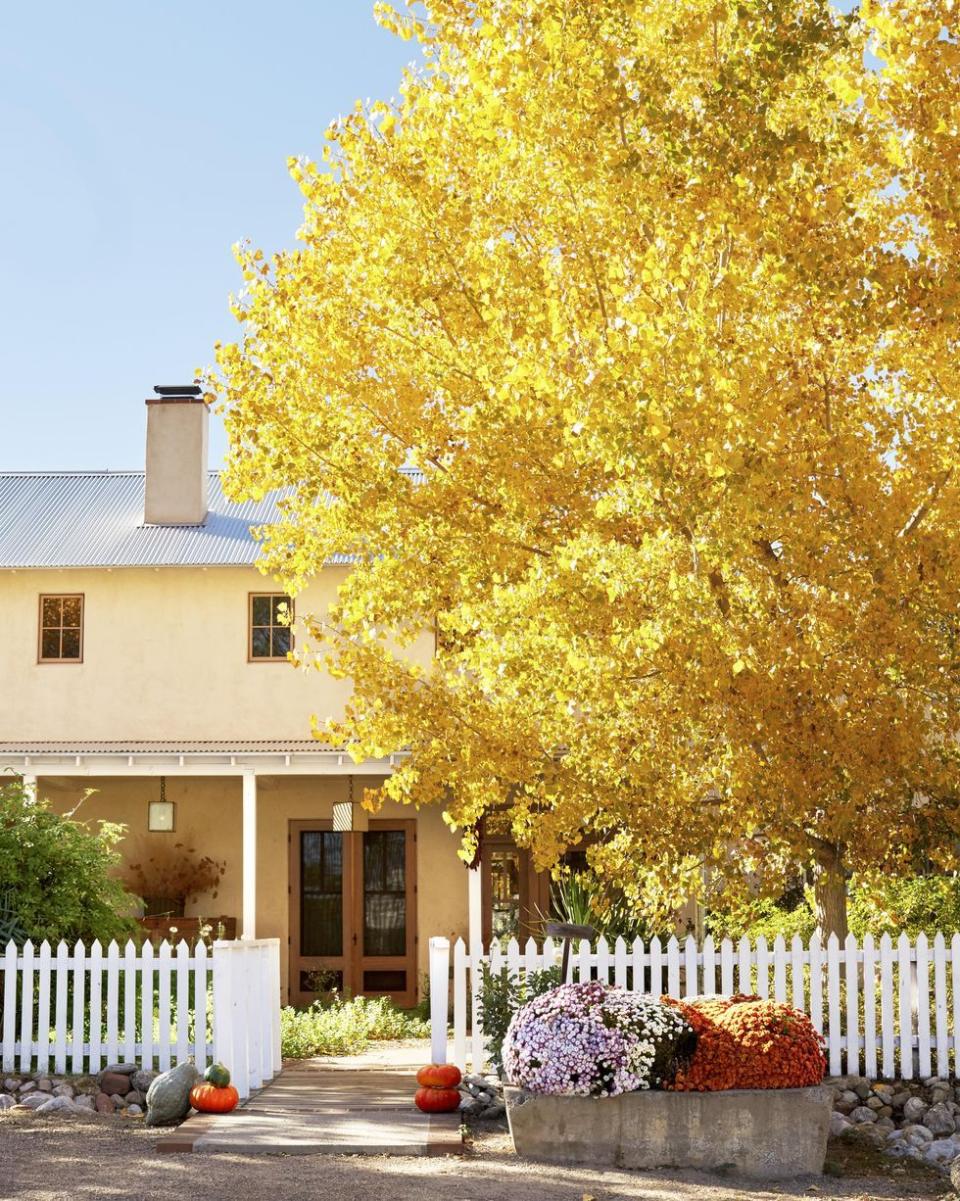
left=429, top=930, right=960, bottom=1078
left=0, top=937, right=282, bottom=1099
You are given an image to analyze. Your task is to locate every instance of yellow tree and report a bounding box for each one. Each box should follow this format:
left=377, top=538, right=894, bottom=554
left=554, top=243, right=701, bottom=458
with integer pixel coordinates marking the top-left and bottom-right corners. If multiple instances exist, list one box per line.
left=214, top=0, right=960, bottom=937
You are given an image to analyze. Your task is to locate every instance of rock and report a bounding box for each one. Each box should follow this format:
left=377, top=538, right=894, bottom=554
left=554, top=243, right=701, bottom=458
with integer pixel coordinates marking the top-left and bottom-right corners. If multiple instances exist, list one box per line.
left=52, top=1084, right=74, bottom=1099
left=131, top=1070, right=157, bottom=1094
left=102, top=1063, right=138, bottom=1076
left=0, top=1095, right=17, bottom=1110
left=99, top=1071, right=133, bottom=1097
left=94, top=1093, right=115, bottom=1115
left=950, top=1156, right=960, bottom=1194
left=904, top=1096, right=929, bottom=1122
left=865, top=1095, right=884, bottom=1109
left=127, top=1103, right=143, bottom=1116
left=878, top=1105, right=893, bottom=1118
left=853, top=1124, right=886, bottom=1147
left=854, top=1081, right=872, bottom=1100
left=932, top=1086, right=953, bottom=1105
left=35, top=1078, right=52, bottom=1093
left=124, top=1090, right=142, bottom=1106
left=924, top=1103, right=956, bottom=1136
left=873, top=1083, right=895, bottom=1101
left=923, top=1137, right=960, bottom=1164
left=35, top=1096, right=77, bottom=1115
left=18, top=1081, right=36, bottom=1095
left=3, top=1077, right=19, bottom=1092
left=145, top=1061, right=199, bottom=1127
left=109, top=1094, right=125, bottom=1107
left=481, top=1103, right=506, bottom=1120
left=74, top=1095, right=95, bottom=1111
left=850, top=1105, right=877, bottom=1124
left=875, top=1116, right=895, bottom=1132
left=903, top=1123, right=934, bottom=1146
left=829, top=1112, right=852, bottom=1137
left=891, top=1091, right=911, bottom=1109
left=19, top=1092, right=51, bottom=1110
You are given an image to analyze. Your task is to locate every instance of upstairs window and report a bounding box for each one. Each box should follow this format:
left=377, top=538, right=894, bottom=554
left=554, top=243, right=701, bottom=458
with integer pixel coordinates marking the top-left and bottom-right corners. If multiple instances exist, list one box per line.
left=38, top=594, right=83, bottom=663
left=249, top=593, right=294, bottom=661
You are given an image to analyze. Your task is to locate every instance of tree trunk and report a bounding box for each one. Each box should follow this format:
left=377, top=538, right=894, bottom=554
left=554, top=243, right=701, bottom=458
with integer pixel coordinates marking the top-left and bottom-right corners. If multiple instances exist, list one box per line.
left=813, top=848, right=848, bottom=940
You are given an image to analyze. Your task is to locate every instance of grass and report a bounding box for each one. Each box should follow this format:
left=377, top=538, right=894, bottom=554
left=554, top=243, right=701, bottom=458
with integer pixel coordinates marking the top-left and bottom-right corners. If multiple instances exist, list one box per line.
left=280, top=994, right=431, bottom=1058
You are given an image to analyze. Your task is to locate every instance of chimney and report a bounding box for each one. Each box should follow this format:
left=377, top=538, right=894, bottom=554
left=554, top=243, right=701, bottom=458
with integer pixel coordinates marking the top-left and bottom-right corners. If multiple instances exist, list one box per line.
left=144, top=385, right=209, bottom=525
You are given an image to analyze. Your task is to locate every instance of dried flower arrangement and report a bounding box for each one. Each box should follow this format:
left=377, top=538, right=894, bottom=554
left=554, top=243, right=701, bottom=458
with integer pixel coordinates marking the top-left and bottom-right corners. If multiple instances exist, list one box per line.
left=124, top=835, right=226, bottom=915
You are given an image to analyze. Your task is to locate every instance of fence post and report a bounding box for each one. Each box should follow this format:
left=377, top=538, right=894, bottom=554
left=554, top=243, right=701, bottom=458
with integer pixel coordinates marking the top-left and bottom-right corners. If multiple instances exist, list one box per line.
left=212, top=941, right=233, bottom=1082
left=429, top=936, right=450, bottom=1064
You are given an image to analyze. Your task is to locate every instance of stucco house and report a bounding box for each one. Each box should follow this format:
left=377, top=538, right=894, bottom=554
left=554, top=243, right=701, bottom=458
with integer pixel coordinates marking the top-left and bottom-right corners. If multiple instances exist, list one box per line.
left=0, top=387, right=562, bottom=1005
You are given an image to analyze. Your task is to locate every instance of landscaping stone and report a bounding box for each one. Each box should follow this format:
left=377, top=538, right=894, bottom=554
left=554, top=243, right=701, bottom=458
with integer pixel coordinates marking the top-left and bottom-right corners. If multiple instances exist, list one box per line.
left=132, top=1070, right=157, bottom=1094
left=0, top=1095, right=17, bottom=1111
left=95, top=1093, right=115, bottom=1114
left=102, top=1063, right=138, bottom=1077
left=74, top=1095, right=95, bottom=1111
left=35, top=1077, right=52, bottom=1092
left=3, top=1077, right=19, bottom=1092
left=100, top=1071, right=133, bottom=1097
left=904, top=1096, right=929, bottom=1122
left=124, top=1090, right=142, bottom=1105
left=127, top=1103, right=143, bottom=1116
left=924, top=1102, right=956, bottom=1135
left=109, top=1093, right=126, bottom=1107
left=829, top=1111, right=851, bottom=1137
left=19, top=1092, right=51, bottom=1111
left=52, top=1084, right=74, bottom=1099
left=35, top=1096, right=77, bottom=1115
left=850, top=1105, right=877, bottom=1124
left=18, top=1081, right=36, bottom=1095
left=145, top=1061, right=199, bottom=1127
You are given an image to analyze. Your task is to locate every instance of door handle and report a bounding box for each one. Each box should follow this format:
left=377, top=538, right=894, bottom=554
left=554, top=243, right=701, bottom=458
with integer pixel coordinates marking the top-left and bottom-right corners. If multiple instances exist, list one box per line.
left=352, top=933, right=358, bottom=946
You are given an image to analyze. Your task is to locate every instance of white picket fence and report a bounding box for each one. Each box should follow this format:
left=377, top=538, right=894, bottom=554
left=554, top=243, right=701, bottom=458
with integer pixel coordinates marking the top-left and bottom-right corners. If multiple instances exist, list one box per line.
left=1, top=938, right=282, bottom=1099
left=429, top=930, right=960, bottom=1080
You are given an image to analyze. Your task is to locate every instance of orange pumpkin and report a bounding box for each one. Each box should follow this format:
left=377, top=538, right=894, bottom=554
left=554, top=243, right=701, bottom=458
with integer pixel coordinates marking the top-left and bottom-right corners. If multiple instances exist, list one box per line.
left=190, top=1082, right=240, bottom=1113
left=416, top=1063, right=462, bottom=1089
left=414, top=1085, right=460, bottom=1113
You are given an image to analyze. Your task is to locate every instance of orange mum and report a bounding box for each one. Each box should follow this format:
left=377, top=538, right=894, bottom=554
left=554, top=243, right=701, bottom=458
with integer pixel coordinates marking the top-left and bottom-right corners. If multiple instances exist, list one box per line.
left=664, top=994, right=826, bottom=1091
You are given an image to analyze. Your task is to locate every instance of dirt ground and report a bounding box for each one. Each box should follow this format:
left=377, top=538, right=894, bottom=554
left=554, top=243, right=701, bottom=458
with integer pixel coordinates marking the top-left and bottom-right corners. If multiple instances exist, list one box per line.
left=0, top=1110, right=950, bottom=1201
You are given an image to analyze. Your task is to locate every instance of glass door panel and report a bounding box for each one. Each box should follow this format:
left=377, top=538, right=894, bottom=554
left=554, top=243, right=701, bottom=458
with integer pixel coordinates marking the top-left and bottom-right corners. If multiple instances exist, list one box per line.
left=289, top=821, right=352, bottom=1004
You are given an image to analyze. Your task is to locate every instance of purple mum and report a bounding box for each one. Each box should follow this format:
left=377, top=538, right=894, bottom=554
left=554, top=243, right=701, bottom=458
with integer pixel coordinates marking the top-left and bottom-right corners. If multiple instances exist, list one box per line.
left=502, top=981, right=693, bottom=1097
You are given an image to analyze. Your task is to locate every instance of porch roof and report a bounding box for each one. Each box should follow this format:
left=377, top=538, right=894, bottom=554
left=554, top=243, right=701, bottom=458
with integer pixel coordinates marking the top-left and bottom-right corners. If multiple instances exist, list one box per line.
left=0, top=740, right=401, bottom=775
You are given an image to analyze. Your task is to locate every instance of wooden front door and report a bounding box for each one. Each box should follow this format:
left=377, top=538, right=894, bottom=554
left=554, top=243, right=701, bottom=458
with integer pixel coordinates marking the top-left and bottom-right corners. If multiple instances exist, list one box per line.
left=289, top=819, right=417, bottom=1008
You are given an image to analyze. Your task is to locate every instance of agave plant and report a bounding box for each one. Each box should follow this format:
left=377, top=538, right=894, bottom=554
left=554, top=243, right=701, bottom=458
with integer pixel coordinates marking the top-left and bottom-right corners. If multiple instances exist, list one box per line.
left=548, top=870, right=664, bottom=944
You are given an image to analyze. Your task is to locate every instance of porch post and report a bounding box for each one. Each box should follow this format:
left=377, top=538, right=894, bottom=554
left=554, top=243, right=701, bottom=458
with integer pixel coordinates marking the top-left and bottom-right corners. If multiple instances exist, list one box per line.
left=20, top=773, right=37, bottom=802
left=468, top=866, right=482, bottom=950
left=242, top=771, right=257, bottom=940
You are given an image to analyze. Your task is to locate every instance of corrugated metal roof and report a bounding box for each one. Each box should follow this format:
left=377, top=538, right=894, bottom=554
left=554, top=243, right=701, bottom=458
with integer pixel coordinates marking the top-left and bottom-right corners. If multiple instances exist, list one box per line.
left=0, top=740, right=340, bottom=754
left=0, top=472, right=297, bottom=569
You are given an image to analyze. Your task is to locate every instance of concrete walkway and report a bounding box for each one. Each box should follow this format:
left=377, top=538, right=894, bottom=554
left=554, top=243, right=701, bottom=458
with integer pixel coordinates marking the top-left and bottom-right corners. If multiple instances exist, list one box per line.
left=156, top=1041, right=463, bottom=1156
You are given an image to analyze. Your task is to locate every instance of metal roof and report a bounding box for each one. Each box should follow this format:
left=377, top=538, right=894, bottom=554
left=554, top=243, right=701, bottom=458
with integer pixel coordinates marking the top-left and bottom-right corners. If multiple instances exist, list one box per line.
left=0, top=471, right=297, bottom=569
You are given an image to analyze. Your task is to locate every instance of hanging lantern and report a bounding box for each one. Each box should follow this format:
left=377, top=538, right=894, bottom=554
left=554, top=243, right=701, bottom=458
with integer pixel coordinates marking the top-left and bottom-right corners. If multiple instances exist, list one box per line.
left=147, top=776, right=176, bottom=832
left=332, top=775, right=369, bottom=832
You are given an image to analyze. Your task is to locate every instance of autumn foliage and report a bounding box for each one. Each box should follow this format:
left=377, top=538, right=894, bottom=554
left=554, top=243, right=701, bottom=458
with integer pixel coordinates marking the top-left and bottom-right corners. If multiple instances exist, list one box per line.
left=665, top=995, right=826, bottom=1092
left=215, top=0, right=960, bottom=935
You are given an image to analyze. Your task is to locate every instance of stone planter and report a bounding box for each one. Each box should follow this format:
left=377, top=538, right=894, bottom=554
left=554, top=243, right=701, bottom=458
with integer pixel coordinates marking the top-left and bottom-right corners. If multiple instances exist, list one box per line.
left=504, top=1084, right=833, bottom=1180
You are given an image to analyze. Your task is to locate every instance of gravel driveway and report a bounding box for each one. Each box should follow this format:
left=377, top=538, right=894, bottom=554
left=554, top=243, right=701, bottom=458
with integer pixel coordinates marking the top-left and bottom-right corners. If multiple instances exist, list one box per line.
left=0, top=1112, right=948, bottom=1201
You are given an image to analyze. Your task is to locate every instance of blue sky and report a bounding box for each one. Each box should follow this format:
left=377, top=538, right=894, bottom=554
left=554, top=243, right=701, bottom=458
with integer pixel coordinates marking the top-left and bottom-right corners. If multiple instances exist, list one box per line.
left=0, top=2, right=418, bottom=470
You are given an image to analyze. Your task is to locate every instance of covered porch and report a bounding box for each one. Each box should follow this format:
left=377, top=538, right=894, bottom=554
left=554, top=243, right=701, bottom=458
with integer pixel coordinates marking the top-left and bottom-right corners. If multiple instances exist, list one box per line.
left=0, top=742, right=476, bottom=1006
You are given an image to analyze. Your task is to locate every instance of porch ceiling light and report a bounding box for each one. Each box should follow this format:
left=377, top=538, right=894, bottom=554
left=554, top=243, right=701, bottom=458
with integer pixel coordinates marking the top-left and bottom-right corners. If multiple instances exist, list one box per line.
left=148, top=776, right=176, bottom=832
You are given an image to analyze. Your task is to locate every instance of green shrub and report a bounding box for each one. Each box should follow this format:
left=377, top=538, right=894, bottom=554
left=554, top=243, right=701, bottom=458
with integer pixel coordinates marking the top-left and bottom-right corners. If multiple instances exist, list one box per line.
left=0, top=781, right=138, bottom=945
left=848, top=875, right=960, bottom=939
left=280, top=995, right=430, bottom=1059
left=706, top=892, right=818, bottom=944
left=479, top=963, right=562, bottom=1072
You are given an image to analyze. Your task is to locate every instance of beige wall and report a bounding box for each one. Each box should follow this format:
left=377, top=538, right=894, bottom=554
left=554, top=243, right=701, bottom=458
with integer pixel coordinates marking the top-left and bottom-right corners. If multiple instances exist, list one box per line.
left=0, top=566, right=433, bottom=741
left=43, top=774, right=469, bottom=1003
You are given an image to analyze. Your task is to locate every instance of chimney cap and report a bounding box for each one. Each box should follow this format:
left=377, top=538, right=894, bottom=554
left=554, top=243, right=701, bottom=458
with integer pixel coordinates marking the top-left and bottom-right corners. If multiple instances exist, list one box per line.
left=153, top=384, right=201, bottom=397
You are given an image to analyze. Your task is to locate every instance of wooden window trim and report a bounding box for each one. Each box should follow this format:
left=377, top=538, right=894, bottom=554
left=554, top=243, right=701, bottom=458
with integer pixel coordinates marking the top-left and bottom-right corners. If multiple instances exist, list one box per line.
left=37, top=593, right=84, bottom=664
left=247, top=592, right=295, bottom=662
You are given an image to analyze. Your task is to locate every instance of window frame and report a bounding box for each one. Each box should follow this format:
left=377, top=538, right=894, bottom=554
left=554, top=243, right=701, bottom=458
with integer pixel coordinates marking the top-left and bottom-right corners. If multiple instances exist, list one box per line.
left=247, top=592, right=295, bottom=662
left=37, top=593, right=85, bottom=665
